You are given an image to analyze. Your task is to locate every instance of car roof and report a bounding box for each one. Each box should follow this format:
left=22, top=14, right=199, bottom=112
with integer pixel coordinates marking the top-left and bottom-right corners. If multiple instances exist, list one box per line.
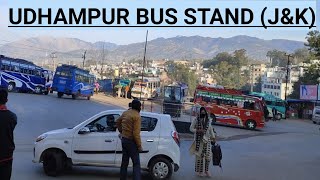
left=96, top=109, right=171, bottom=118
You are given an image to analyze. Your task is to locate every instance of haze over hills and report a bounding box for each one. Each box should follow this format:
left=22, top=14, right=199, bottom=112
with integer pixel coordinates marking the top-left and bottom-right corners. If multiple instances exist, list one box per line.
left=0, top=35, right=305, bottom=64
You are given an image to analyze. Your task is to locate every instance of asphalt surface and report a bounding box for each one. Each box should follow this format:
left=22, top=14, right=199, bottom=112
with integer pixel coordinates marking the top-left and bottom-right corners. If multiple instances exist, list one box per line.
left=6, top=92, right=320, bottom=180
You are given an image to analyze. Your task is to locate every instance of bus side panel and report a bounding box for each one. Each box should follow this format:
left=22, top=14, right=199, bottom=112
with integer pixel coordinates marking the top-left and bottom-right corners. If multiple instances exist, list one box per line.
left=0, top=71, right=44, bottom=92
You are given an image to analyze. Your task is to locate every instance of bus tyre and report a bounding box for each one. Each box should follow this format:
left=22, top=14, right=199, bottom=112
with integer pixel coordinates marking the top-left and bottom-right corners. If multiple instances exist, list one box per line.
left=149, top=157, right=173, bottom=180
left=72, top=94, right=77, bottom=100
left=34, top=86, right=42, bottom=94
left=7, top=82, right=15, bottom=92
left=87, top=96, right=91, bottom=100
left=210, top=114, right=217, bottom=124
left=57, top=92, right=63, bottom=98
left=245, top=120, right=257, bottom=130
left=43, top=151, right=64, bottom=177
left=275, top=113, right=282, bottom=120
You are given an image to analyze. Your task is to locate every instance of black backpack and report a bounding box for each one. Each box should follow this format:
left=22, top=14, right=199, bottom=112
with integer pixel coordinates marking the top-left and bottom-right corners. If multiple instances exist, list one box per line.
left=211, top=143, right=222, bottom=168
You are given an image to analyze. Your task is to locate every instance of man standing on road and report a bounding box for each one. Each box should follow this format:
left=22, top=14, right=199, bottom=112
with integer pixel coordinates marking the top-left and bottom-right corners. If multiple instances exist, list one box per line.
left=0, top=89, right=17, bottom=180
left=116, top=99, right=142, bottom=180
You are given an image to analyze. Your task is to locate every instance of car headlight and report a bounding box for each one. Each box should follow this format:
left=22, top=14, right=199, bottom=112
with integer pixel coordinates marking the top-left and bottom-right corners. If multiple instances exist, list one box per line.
left=36, top=134, right=47, bottom=142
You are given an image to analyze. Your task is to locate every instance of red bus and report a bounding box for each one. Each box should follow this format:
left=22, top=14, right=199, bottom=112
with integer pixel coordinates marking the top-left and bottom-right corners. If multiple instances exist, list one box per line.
left=193, top=84, right=266, bottom=130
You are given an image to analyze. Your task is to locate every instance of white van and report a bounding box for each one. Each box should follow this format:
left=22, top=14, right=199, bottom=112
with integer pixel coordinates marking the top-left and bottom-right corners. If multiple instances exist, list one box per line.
left=312, top=106, right=320, bottom=124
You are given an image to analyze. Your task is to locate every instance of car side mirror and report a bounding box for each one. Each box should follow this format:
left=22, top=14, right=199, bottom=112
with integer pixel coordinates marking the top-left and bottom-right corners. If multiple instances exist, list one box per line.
left=78, top=127, right=90, bottom=134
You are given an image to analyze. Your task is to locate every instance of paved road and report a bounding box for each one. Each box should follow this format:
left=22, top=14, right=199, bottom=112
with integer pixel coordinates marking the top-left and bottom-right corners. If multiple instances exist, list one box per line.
left=7, top=93, right=320, bottom=180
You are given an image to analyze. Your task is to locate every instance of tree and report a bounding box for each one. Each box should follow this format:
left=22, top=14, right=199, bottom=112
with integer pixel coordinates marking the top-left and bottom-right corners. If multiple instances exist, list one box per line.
left=305, top=30, right=320, bottom=57
left=266, top=49, right=288, bottom=67
left=166, top=63, right=198, bottom=95
left=292, top=48, right=313, bottom=64
left=289, top=63, right=320, bottom=99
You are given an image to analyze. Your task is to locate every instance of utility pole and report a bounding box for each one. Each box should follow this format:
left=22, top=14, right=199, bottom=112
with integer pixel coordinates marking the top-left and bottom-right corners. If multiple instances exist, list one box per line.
left=250, top=64, right=254, bottom=92
left=82, top=50, right=87, bottom=69
left=284, top=53, right=293, bottom=100
left=101, top=42, right=105, bottom=75
left=50, top=52, right=57, bottom=71
left=140, top=30, right=149, bottom=100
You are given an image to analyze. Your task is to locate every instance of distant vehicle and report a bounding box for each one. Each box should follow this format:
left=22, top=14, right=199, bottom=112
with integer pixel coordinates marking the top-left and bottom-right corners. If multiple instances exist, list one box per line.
left=51, top=65, right=95, bottom=100
left=312, top=102, right=320, bottom=124
left=33, top=110, right=180, bottom=179
left=0, top=55, right=47, bottom=94
left=131, top=76, right=161, bottom=99
left=163, top=82, right=188, bottom=117
left=193, top=84, right=266, bottom=130
left=248, top=92, right=286, bottom=120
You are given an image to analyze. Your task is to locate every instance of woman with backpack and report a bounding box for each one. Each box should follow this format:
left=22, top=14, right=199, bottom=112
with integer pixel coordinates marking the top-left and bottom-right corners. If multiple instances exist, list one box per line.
left=189, top=106, right=216, bottom=177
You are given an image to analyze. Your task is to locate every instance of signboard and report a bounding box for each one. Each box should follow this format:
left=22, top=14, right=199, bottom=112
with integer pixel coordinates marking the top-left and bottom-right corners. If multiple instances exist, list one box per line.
left=300, top=85, right=318, bottom=100
left=318, top=85, right=320, bottom=101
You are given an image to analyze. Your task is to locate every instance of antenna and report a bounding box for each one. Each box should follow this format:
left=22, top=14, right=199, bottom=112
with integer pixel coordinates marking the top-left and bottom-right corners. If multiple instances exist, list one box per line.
left=140, top=30, right=149, bottom=100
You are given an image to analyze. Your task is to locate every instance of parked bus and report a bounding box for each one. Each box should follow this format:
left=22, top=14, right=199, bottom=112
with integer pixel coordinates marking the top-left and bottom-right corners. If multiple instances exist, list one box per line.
left=163, top=82, right=188, bottom=117
left=193, top=84, right=266, bottom=130
left=51, top=65, right=95, bottom=100
left=248, top=92, right=286, bottom=120
left=0, top=55, right=47, bottom=94
left=131, top=76, right=161, bottom=99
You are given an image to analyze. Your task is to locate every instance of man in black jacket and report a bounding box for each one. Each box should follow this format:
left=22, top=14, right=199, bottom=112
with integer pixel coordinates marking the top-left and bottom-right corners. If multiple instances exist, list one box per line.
left=0, top=89, right=17, bottom=180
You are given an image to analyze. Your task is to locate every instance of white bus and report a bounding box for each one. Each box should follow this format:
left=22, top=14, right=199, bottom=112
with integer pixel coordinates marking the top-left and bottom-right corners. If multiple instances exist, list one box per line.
left=131, top=77, right=161, bottom=99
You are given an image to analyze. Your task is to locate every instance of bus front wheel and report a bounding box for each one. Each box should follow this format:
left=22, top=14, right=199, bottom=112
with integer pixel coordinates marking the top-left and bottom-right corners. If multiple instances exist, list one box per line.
left=57, top=92, right=63, bottom=98
left=275, top=113, right=282, bottom=120
left=245, top=120, right=257, bottom=130
left=7, top=82, right=15, bottom=92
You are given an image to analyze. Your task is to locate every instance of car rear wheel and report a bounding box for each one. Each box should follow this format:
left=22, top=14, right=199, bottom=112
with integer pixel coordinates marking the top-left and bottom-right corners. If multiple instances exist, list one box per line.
left=149, top=158, right=173, bottom=180
left=43, top=151, right=64, bottom=177
left=245, top=119, right=257, bottom=130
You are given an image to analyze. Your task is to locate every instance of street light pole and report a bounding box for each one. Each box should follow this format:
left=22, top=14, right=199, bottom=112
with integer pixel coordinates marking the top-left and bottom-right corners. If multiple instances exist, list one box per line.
left=82, top=50, right=87, bottom=69
left=284, top=53, right=293, bottom=100
left=140, top=30, right=149, bottom=100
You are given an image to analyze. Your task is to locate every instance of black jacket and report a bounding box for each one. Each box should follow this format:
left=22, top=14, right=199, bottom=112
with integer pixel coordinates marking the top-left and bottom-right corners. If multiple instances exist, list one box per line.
left=0, top=110, right=17, bottom=161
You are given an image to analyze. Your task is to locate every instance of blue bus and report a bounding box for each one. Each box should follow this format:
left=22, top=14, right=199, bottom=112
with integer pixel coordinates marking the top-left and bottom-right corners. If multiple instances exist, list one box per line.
left=0, top=55, right=47, bottom=94
left=51, top=65, right=95, bottom=100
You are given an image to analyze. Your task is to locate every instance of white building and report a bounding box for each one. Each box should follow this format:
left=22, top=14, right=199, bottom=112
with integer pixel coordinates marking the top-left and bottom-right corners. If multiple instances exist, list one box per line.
left=261, top=65, right=304, bottom=100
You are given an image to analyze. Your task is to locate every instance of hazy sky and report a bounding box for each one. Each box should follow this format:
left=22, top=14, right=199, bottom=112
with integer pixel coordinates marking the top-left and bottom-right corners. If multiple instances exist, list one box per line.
left=0, top=0, right=317, bottom=45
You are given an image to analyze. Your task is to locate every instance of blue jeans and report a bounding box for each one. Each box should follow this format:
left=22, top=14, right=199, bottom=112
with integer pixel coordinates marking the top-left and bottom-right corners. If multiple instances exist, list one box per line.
left=120, top=137, right=141, bottom=180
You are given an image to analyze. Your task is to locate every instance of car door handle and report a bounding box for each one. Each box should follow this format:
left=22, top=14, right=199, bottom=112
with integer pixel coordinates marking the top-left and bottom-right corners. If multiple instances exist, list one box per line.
left=146, top=139, right=154, bottom=142
left=105, top=139, right=114, bottom=142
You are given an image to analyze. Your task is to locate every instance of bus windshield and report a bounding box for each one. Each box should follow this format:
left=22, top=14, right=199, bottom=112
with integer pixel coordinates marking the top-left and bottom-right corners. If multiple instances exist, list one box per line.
left=164, top=86, right=181, bottom=101
left=55, top=69, right=72, bottom=78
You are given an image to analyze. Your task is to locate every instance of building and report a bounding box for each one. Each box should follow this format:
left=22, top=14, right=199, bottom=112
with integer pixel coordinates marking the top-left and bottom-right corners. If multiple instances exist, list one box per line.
left=261, top=82, right=293, bottom=100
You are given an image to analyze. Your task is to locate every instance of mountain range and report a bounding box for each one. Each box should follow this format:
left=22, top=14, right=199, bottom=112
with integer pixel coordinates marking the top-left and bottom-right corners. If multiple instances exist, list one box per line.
left=0, top=35, right=305, bottom=64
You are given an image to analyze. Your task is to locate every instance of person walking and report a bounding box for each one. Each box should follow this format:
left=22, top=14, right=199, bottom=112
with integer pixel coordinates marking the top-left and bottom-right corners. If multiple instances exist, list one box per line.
left=0, top=89, right=17, bottom=180
left=189, top=107, right=215, bottom=177
left=94, top=81, right=100, bottom=94
left=116, top=99, right=142, bottom=180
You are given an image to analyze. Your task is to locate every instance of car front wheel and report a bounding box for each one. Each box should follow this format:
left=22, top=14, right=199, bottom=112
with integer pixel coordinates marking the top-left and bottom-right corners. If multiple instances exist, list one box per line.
left=149, top=158, right=173, bottom=180
left=43, top=151, right=64, bottom=177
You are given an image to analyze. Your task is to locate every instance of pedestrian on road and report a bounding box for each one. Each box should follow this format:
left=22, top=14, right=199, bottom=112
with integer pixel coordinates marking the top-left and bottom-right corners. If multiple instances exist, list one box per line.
left=189, top=107, right=215, bottom=177
left=94, top=81, right=100, bottom=94
left=116, top=99, right=142, bottom=180
left=272, top=107, right=277, bottom=121
left=0, top=89, right=17, bottom=180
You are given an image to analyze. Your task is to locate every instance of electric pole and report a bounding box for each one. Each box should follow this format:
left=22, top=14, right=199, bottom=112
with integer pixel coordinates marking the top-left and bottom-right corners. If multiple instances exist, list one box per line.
left=140, top=30, right=149, bottom=100
left=250, top=64, right=254, bottom=92
left=50, top=52, right=57, bottom=71
left=284, top=53, right=293, bottom=100
left=82, top=50, right=87, bottom=69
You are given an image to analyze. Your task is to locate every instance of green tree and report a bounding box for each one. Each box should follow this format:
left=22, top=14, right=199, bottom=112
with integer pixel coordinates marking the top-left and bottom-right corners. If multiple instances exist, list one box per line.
left=305, top=30, right=320, bottom=57
left=166, top=63, right=198, bottom=95
left=266, top=49, right=288, bottom=67
left=292, top=48, right=313, bottom=64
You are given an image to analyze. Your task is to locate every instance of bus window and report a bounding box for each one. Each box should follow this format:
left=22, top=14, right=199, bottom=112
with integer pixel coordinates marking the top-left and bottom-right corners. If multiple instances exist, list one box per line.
left=265, top=101, right=272, bottom=106
left=275, top=101, right=284, bottom=106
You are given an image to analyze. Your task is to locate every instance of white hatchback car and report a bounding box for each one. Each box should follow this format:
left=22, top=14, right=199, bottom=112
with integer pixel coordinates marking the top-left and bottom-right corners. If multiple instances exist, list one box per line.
left=33, top=110, right=180, bottom=179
